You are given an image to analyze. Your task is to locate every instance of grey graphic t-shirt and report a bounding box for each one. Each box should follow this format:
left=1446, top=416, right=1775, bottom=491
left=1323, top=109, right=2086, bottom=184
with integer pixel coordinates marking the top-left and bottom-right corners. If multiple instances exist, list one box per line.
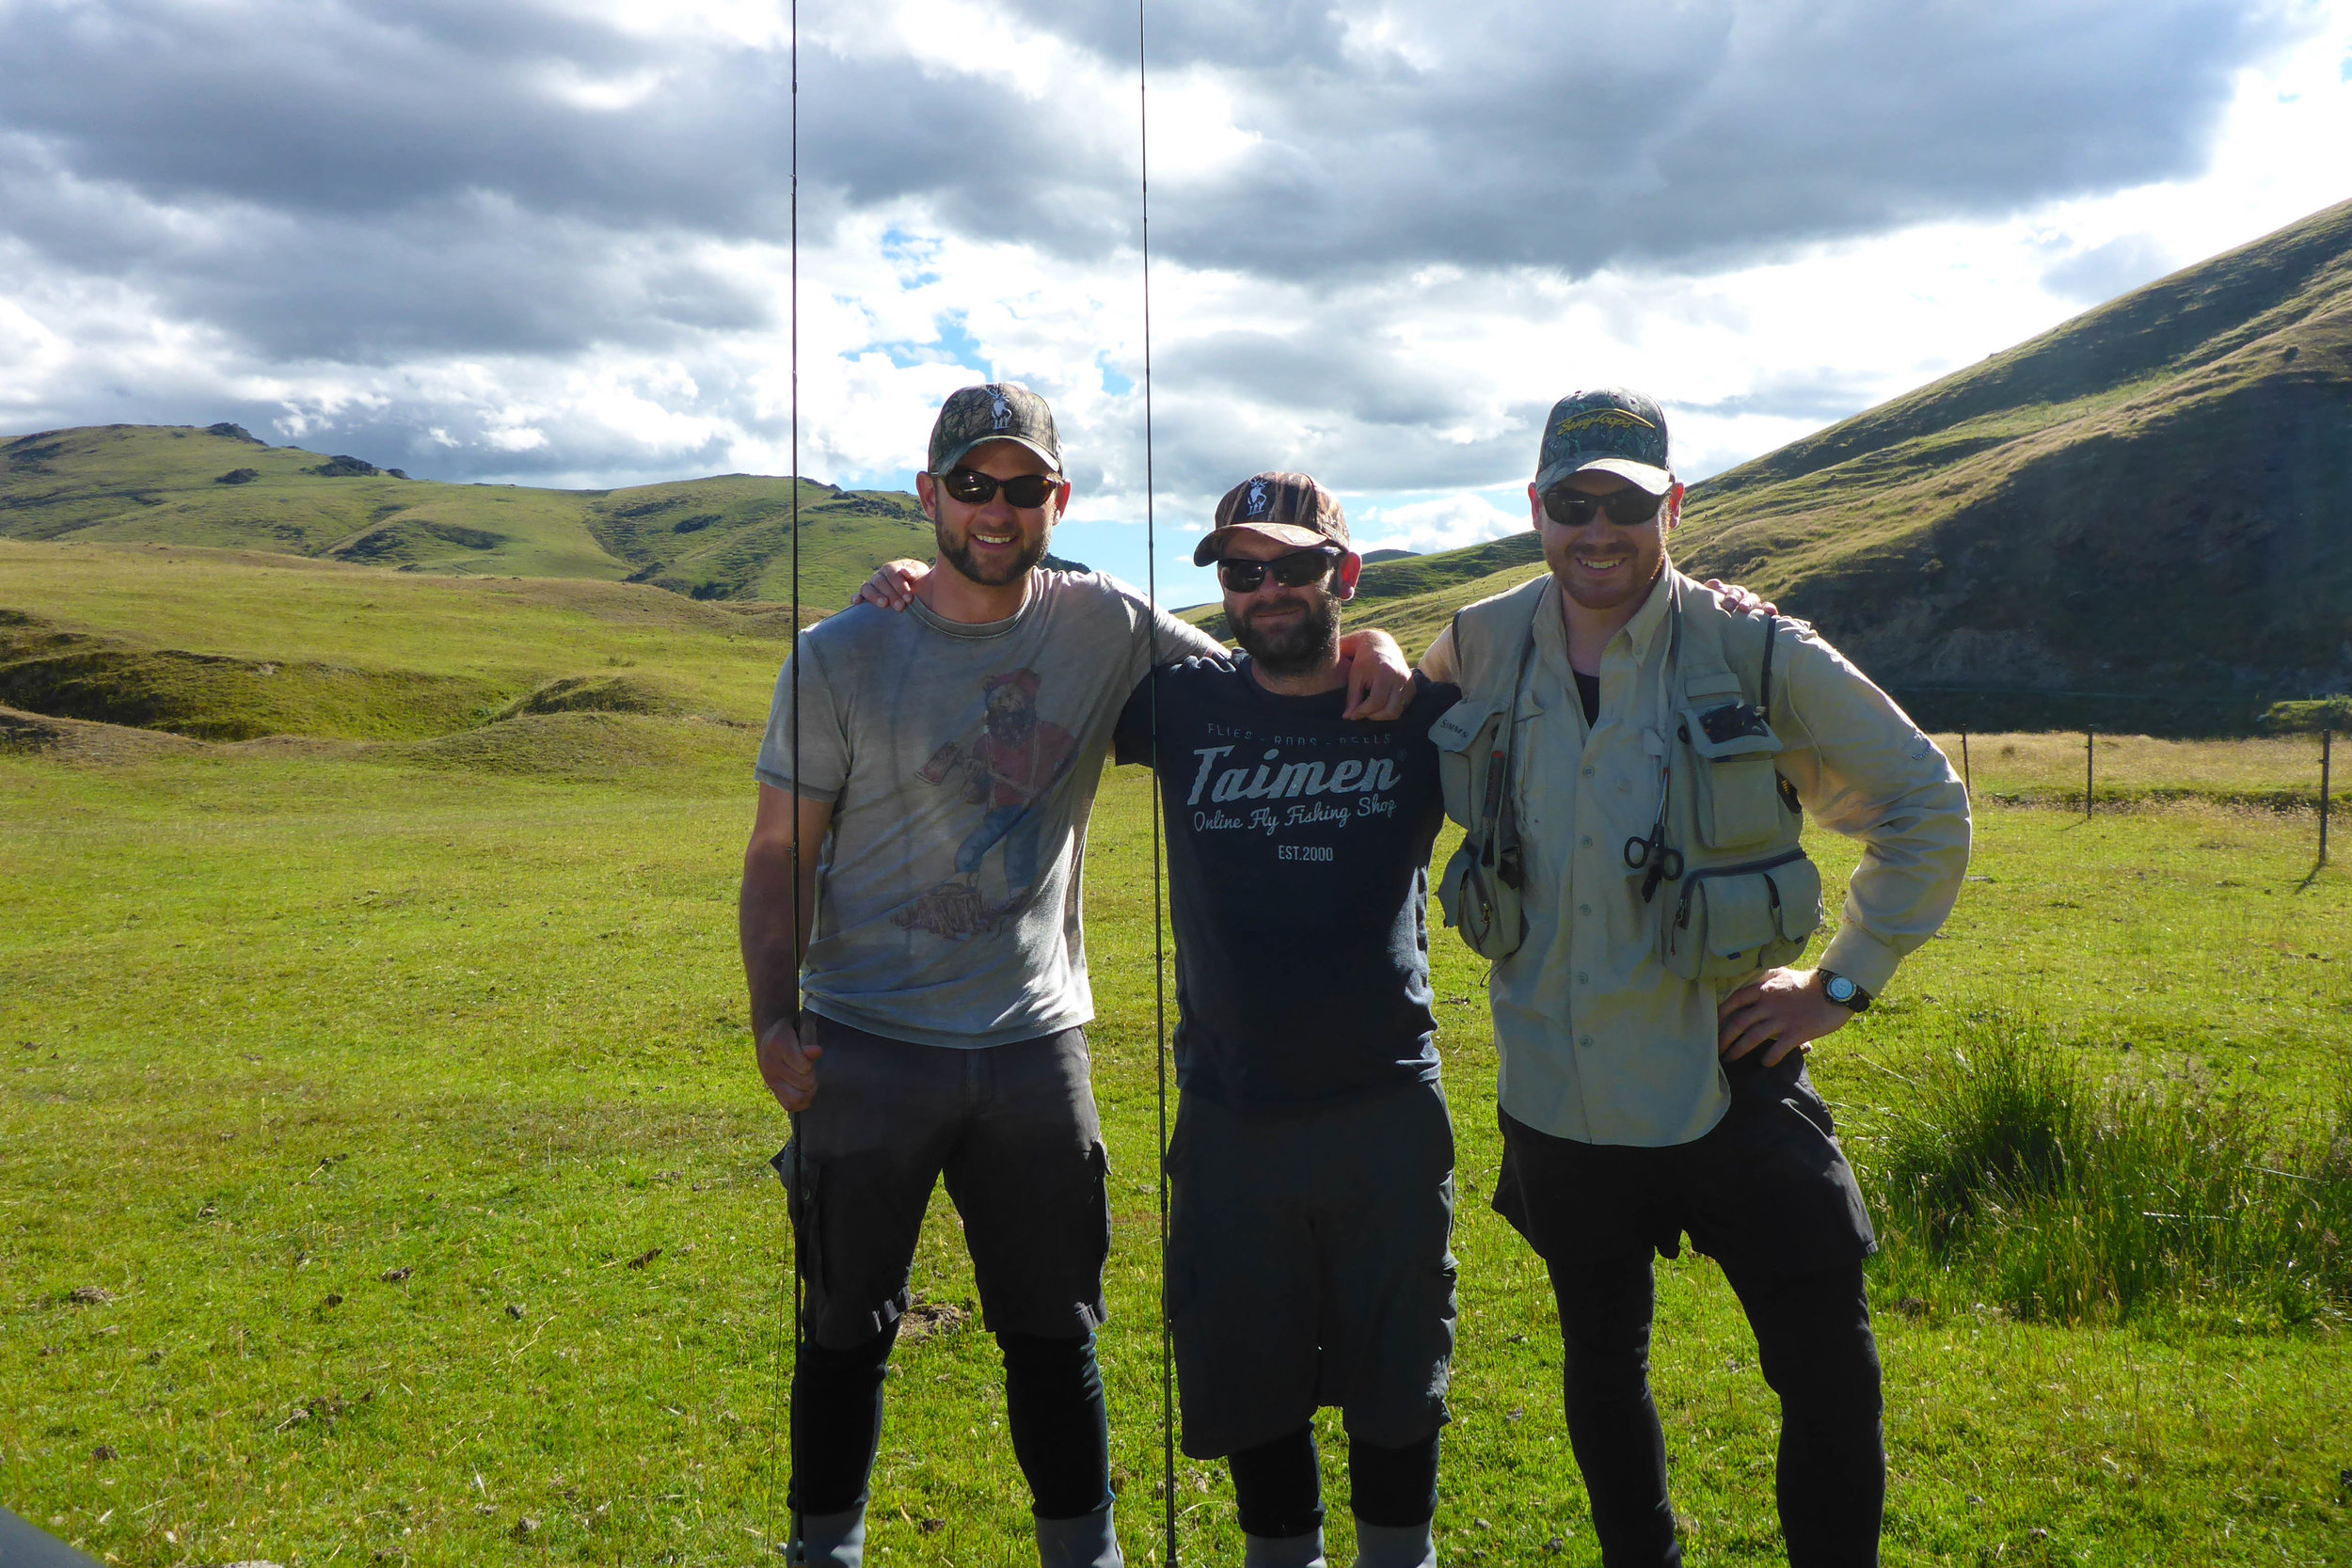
left=755, top=570, right=1221, bottom=1048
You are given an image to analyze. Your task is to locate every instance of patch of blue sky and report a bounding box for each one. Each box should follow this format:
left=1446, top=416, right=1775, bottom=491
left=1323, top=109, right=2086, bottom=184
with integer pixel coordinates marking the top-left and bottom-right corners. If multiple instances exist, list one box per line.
left=1099, top=356, right=1135, bottom=397
left=857, top=310, right=992, bottom=374
left=879, top=226, right=944, bottom=288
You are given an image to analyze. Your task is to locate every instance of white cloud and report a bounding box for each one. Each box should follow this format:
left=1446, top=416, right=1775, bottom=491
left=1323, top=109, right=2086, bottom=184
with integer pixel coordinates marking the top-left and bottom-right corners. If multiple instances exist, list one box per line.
left=1353, top=492, right=1527, bottom=555
left=0, top=0, right=2346, bottom=609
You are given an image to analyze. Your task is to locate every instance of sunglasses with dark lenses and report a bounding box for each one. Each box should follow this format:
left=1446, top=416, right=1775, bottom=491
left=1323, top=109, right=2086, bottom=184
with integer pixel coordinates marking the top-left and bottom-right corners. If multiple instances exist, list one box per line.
left=1541, top=486, right=1664, bottom=528
left=1216, top=547, right=1340, bottom=594
left=938, top=467, right=1061, bottom=508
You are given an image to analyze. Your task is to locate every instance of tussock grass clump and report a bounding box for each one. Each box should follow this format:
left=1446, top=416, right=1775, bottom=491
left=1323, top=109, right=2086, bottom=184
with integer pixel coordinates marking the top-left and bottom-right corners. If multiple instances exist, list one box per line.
left=1861, top=1017, right=2351, bottom=1331
left=493, top=672, right=679, bottom=720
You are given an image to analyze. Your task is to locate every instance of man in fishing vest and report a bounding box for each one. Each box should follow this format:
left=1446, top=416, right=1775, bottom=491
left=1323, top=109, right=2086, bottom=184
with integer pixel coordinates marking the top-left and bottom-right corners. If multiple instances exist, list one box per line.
left=1110, top=473, right=1463, bottom=1568
left=1420, top=388, right=1971, bottom=1567
left=744, top=384, right=1415, bottom=1568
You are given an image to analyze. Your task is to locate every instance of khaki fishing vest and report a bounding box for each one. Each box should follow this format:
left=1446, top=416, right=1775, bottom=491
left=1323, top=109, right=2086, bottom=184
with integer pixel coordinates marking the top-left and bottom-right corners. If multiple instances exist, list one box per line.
left=1433, top=572, right=1823, bottom=980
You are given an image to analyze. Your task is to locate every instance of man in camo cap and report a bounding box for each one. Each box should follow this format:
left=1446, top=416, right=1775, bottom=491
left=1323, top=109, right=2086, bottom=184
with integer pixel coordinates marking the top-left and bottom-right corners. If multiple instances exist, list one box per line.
left=1422, top=388, right=1970, bottom=1567
left=742, top=385, right=1416, bottom=1568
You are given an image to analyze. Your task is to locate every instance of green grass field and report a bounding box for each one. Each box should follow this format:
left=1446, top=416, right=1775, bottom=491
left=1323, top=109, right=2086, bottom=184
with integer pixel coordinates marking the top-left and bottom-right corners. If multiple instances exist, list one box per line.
left=4, top=548, right=2349, bottom=1566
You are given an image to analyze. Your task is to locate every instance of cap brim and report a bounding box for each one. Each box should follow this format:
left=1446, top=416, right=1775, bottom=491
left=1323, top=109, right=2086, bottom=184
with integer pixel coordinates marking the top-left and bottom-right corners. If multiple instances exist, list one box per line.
left=936, top=436, right=1063, bottom=475
left=1534, top=456, right=1675, bottom=497
left=1192, top=521, right=1338, bottom=566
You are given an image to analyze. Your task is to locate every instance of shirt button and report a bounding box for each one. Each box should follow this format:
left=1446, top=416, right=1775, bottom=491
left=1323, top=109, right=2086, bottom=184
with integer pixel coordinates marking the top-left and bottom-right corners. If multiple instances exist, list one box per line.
left=1579, top=902, right=1592, bottom=915
left=1578, top=1034, right=1594, bottom=1048
left=1577, top=972, right=1589, bottom=984
left=1580, top=834, right=1593, bottom=848
left=1581, top=765, right=1595, bottom=778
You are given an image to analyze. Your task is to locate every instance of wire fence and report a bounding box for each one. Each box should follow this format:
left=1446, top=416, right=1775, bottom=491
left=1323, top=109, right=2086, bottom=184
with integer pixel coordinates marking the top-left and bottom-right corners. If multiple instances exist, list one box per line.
left=1931, top=725, right=2339, bottom=867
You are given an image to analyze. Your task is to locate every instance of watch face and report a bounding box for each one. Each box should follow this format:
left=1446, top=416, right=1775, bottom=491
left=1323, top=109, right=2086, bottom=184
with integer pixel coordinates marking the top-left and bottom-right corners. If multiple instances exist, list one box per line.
left=1826, top=975, right=1856, bottom=1003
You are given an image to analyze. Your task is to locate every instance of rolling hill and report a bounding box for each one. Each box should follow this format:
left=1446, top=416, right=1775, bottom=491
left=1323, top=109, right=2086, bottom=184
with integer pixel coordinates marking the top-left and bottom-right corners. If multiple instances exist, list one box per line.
left=1221, top=198, right=2352, bottom=733
left=0, top=535, right=799, bottom=762
left=0, top=422, right=936, bottom=607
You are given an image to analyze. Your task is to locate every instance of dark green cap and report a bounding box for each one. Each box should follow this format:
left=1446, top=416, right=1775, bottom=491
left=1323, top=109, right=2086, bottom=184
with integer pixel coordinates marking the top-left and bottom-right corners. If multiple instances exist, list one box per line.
left=1534, top=388, right=1674, bottom=496
left=928, top=382, right=1063, bottom=475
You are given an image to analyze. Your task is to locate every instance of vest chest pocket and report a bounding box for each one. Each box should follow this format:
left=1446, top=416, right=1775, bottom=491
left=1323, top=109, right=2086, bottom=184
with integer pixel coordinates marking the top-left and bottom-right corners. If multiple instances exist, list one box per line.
left=1432, top=696, right=1501, bottom=832
left=1432, top=696, right=1526, bottom=960
left=1678, top=675, right=1788, bottom=851
left=1660, top=851, right=1823, bottom=981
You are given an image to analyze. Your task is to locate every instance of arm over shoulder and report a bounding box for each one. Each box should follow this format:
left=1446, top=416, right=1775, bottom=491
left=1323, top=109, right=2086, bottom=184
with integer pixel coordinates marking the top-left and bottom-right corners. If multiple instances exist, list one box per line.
left=1775, top=625, right=1971, bottom=995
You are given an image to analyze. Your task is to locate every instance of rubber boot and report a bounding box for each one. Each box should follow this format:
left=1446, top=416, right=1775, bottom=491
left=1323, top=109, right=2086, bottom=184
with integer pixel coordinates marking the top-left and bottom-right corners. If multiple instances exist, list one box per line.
left=782, top=1502, right=867, bottom=1566
left=1036, top=1498, right=1123, bottom=1568
left=1244, top=1527, right=1328, bottom=1568
left=1350, top=1519, right=1435, bottom=1568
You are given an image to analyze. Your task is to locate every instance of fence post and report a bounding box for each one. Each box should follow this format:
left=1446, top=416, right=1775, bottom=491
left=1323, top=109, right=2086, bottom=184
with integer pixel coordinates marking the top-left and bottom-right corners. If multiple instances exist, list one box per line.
left=2085, top=728, right=2094, bottom=820
left=1960, top=732, right=1971, bottom=794
left=2323, top=727, right=2333, bottom=866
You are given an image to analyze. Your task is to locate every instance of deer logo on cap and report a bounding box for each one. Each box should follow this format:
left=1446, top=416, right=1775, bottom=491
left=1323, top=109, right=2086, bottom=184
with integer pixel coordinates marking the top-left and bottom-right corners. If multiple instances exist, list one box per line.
left=988, top=388, right=1012, bottom=428
left=1245, top=478, right=1271, bottom=517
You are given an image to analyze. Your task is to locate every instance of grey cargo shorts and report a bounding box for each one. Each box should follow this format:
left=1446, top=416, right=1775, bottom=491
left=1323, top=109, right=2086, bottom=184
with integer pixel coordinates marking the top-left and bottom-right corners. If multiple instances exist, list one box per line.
left=773, top=1014, right=1112, bottom=1349
left=1165, top=1079, right=1458, bottom=1460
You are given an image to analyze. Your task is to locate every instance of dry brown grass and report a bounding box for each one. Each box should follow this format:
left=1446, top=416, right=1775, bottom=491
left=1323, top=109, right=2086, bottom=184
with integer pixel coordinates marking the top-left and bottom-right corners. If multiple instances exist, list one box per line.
left=1936, top=730, right=2341, bottom=809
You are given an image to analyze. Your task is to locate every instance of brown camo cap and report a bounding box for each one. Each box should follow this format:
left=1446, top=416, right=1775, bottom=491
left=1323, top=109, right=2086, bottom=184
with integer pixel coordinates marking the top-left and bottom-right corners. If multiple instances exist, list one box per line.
left=1193, top=471, right=1351, bottom=565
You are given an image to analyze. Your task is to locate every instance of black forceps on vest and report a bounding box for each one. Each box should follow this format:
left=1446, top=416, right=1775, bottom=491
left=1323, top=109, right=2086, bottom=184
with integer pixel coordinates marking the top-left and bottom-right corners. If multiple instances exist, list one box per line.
left=1623, top=758, right=1682, bottom=902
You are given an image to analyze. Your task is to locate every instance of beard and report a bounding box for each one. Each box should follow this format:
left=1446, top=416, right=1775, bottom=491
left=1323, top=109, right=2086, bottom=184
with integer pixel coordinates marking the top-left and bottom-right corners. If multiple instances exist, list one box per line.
left=936, top=515, right=1050, bottom=588
left=1232, top=591, right=1341, bottom=677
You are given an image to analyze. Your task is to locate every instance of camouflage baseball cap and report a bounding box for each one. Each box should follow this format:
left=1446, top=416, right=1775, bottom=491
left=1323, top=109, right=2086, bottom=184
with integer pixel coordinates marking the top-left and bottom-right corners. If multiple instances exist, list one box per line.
left=928, top=381, right=1063, bottom=475
left=1534, top=388, right=1675, bottom=497
left=1192, top=472, right=1351, bottom=566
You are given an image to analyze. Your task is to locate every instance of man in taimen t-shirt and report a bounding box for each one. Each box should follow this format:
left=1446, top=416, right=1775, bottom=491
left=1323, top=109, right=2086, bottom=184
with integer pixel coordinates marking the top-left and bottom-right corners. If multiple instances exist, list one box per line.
left=1111, top=473, right=1462, bottom=1568
left=740, top=388, right=1414, bottom=1568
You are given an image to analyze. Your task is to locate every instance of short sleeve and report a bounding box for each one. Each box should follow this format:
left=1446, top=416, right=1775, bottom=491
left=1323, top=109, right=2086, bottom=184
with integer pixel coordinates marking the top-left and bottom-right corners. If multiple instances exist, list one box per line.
left=1111, top=673, right=1155, bottom=768
left=753, top=638, right=850, bottom=800
left=1419, top=623, right=1460, bottom=684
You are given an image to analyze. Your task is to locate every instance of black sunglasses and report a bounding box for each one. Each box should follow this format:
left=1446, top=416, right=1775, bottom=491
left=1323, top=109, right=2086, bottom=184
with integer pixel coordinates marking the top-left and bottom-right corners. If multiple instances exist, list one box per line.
left=937, top=467, right=1061, bottom=508
left=1541, top=486, right=1664, bottom=528
left=1216, top=547, right=1340, bottom=594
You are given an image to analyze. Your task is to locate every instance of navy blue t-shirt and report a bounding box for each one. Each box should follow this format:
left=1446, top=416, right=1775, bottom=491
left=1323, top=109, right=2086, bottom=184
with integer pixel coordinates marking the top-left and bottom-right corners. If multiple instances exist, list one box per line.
left=1112, top=655, right=1461, bottom=1117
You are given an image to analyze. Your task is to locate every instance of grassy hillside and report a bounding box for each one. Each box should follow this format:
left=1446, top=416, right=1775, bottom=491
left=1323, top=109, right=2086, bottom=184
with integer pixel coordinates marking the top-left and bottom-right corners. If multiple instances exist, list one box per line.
left=0, top=540, right=800, bottom=742
left=1258, top=198, right=2352, bottom=729
left=0, top=423, right=933, bottom=608
left=1675, top=196, right=2352, bottom=731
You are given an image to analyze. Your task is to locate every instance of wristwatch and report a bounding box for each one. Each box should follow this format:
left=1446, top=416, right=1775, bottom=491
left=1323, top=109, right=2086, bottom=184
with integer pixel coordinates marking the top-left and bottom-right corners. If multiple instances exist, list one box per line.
left=1820, top=971, right=1872, bottom=1014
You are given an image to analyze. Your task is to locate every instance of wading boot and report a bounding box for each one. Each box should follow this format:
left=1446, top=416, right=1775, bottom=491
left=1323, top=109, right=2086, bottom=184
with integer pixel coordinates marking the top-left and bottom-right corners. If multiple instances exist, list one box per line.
left=782, top=1502, right=867, bottom=1566
left=1351, top=1519, right=1436, bottom=1568
left=1037, top=1498, right=1123, bottom=1568
left=1243, top=1527, right=1328, bottom=1567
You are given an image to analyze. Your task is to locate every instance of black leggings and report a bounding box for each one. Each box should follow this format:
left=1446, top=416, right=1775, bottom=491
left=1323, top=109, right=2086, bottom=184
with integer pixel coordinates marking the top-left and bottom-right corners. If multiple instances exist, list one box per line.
left=1227, top=1424, right=1440, bottom=1538
left=790, top=1325, right=1112, bottom=1520
left=1551, top=1254, right=1883, bottom=1568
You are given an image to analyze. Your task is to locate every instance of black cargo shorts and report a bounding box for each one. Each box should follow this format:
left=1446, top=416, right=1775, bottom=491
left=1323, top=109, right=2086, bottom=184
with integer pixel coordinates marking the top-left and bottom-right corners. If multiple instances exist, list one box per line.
left=1490, top=1048, right=1877, bottom=1280
left=773, top=1014, right=1112, bottom=1348
left=1164, top=1079, right=1458, bottom=1460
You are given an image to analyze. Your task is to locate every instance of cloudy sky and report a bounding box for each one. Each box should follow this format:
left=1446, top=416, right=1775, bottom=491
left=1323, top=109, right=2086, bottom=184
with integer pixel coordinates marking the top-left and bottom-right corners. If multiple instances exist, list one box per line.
left=3, top=0, right=2348, bottom=603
